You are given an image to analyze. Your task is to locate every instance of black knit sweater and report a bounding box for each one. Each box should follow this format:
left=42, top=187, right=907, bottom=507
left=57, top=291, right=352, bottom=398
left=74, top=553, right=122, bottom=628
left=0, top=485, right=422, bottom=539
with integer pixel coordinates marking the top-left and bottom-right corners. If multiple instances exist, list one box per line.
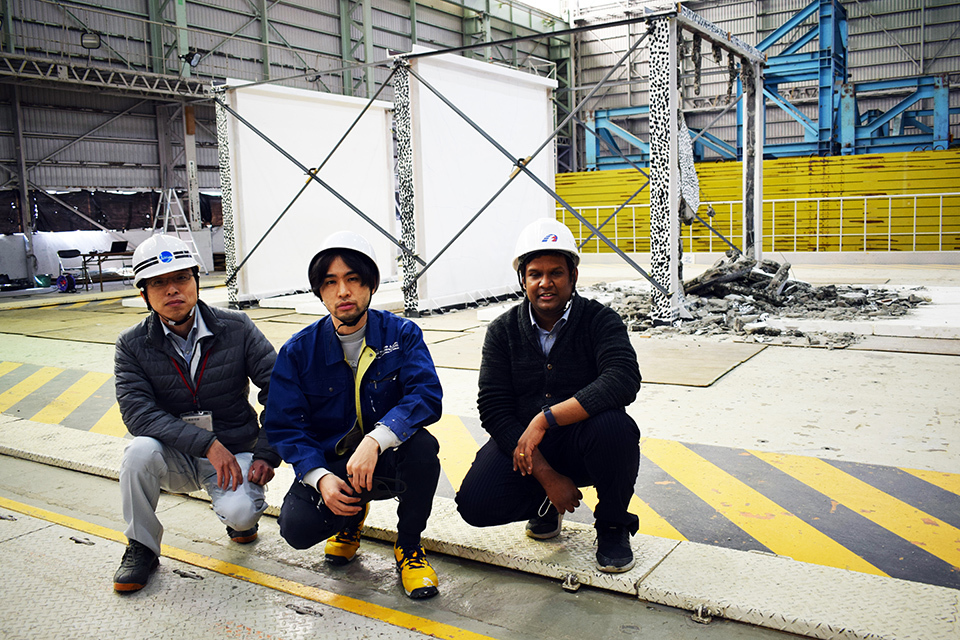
left=477, top=294, right=641, bottom=455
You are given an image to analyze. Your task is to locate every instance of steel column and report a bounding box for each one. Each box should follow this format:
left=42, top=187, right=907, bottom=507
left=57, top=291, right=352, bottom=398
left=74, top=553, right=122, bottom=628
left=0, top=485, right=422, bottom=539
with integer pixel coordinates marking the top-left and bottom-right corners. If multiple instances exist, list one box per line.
left=147, top=0, right=165, bottom=73
left=175, top=0, right=192, bottom=79
left=183, top=104, right=202, bottom=231
left=259, top=0, right=271, bottom=80
left=649, top=18, right=680, bottom=324
left=155, top=104, right=177, bottom=193
left=742, top=61, right=760, bottom=260
left=1, top=0, right=13, bottom=54
left=214, top=93, right=239, bottom=305
left=12, top=85, right=35, bottom=283
left=393, top=61, right=418, bottom=316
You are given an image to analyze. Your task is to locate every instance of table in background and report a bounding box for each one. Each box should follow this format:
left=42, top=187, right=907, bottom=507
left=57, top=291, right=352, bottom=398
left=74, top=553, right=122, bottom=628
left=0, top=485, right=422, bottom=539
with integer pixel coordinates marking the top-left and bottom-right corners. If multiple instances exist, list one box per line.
left=82, top=251, right=135, bottom=292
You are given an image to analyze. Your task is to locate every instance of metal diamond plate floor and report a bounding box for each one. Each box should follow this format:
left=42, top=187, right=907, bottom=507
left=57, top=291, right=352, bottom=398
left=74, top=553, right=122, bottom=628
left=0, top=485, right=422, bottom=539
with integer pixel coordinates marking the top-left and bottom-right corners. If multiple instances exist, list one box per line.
left=0, top=512, right=430, bottom=640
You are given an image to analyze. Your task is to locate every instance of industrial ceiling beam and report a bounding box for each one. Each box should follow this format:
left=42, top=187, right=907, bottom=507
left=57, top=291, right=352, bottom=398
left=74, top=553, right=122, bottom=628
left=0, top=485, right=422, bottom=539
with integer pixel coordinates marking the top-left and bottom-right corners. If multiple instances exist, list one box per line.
left=0, top=53, right=207, bottom=99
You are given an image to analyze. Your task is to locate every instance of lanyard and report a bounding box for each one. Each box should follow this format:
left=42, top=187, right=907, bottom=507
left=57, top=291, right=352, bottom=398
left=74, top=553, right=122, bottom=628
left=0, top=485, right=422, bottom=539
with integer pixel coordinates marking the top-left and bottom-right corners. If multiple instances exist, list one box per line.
left=352, top=340, right=377, bottom=433
left=170, top=349, right=213, bottom=409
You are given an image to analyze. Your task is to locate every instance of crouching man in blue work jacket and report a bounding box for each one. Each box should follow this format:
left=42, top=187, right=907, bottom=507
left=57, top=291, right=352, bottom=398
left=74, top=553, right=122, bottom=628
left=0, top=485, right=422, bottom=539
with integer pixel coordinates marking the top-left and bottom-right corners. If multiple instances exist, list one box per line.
left=265, top=231, right=444, bottom=599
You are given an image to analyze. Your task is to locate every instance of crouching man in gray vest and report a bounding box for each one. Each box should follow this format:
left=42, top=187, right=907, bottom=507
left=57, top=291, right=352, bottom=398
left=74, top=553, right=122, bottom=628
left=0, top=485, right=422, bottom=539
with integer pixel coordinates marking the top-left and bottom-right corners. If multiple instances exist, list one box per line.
left=112, top=234, right=279, bottom=592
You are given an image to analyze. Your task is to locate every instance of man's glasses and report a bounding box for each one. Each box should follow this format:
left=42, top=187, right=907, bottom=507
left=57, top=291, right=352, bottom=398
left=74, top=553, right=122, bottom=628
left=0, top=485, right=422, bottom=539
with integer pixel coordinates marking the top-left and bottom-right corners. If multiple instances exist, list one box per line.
left=146, top=273, right=193, bottom=291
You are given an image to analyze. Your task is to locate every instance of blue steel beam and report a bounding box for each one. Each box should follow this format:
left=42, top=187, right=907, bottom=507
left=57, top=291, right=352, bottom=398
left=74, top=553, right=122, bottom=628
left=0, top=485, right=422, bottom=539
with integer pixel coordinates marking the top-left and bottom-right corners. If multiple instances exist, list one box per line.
left=859, top=86, right=934, bottom=135
left=690, top=129, right=737, bottom=158
left=588, top=0, right=951, bottom=170
left=782, top=26, right=818, bottom=55
left=594, top=116, right=650, bottom=155
left=764, top=87, right=818, bottom=138
left=757, top=0, right=819, bottom=51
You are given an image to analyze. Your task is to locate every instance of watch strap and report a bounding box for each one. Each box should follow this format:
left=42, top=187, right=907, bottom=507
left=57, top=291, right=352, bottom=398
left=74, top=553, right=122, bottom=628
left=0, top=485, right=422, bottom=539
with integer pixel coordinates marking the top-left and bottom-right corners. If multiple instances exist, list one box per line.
left=542, top=405, right=558, bottom=428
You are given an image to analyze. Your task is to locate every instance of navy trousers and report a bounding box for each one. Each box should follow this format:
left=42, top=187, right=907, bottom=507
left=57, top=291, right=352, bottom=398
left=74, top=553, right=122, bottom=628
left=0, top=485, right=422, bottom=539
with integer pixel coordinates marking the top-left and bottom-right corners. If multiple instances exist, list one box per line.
left=278, top=427, right=440, bottom=550
left=456, top=409, right=640, bottom=533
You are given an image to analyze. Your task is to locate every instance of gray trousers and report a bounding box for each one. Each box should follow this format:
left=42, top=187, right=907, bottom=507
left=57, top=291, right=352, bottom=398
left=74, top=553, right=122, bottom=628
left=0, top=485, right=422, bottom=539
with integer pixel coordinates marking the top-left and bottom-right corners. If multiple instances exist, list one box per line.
left=120, top=436, right=268, bottom=556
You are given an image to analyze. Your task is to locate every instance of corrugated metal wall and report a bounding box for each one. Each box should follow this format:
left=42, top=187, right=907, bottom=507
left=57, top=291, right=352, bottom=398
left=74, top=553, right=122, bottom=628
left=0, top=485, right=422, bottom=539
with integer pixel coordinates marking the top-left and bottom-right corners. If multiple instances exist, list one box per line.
left=556, top=149, right=960, bottom=252
left=0, top=0, right=556, bottom=193
left=576, top=0, right=960, bottom=163
left=1, top=0, right=957, bottom=200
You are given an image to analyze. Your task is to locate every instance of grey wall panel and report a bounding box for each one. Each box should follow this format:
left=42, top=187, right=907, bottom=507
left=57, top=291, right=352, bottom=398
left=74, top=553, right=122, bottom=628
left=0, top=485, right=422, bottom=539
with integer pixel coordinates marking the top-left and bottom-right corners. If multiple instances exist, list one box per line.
left=30, top=166, right=160, bottom=191
left=416, top=5, right=464, bottom=34
left=414, top=20, right=463, bottom=48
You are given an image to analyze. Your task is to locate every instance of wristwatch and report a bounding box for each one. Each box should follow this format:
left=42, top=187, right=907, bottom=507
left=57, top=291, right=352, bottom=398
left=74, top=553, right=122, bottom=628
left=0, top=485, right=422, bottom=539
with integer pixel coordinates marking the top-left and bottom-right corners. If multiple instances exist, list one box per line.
left=541, top=405, right=558, bottom=429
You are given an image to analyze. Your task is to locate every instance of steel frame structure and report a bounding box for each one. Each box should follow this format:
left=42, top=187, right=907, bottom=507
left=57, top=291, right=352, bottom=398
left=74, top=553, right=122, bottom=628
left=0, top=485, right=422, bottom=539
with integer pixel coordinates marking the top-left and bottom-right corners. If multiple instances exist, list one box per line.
left=586, top=0, right=958, bottom=168
left=215, top=3, right=765, bottom=325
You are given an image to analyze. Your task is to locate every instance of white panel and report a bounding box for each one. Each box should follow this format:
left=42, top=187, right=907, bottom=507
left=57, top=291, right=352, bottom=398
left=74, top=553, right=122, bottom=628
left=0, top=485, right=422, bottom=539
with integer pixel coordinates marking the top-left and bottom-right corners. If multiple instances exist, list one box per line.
left=223, top=82, right=396, bottom=302
left=409, top=51, right=558, bottom=309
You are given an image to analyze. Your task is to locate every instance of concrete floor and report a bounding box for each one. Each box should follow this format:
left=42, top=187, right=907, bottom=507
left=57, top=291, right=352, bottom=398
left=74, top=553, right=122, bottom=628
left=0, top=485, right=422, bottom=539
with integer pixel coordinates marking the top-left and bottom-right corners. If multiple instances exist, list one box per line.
left=0, top=456, right=795, bottom=640
left=1, top=258, right=958, bottom=639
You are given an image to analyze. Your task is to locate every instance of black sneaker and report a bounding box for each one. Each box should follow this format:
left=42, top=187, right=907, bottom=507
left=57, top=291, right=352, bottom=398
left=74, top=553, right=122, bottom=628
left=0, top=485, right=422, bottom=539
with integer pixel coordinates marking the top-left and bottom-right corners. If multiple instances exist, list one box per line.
left=595, top=525, right=635, bottom=573
left=113, top=540, right=159, bottom=592
left=526, top=504, right=563, bottom=540
left=227, top=524, right=259, bottom=544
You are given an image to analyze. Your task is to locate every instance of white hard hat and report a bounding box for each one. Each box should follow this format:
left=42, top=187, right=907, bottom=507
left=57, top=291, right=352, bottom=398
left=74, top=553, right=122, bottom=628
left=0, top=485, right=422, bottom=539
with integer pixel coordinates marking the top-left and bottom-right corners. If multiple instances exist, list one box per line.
left=308, top=230, right=380, bottom=293
left=512, top=218, right=580, bottom=272
left=132, top=234, right=198, bottom=288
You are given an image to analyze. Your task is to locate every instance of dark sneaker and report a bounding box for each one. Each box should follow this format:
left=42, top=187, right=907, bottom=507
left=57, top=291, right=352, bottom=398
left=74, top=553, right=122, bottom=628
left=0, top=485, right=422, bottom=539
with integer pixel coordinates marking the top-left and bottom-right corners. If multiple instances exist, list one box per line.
left=113, top=540, right=159, bottom=592
left=394, top=544, right=439, bottom=599
left=525, top=504, right=563, bottom=540
left=595, top=525, right=635, bottom=573
left=325, top=503, right=370, bottom=566
left=227, top=524, right=259, bottom=544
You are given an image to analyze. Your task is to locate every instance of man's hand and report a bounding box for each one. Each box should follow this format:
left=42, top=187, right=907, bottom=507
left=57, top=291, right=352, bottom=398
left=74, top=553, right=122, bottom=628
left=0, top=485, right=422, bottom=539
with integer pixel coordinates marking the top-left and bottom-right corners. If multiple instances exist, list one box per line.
left=539, top=467, right=582, bottom=514
left=514, top=418, right=547, bottom=475
left=206, top=439, right=243, bottom=491
left=247, top=459, right=275, bottom=486
left=318, top=473, right=363, bottom=517
left=528, top=449, right=582, bottom=514
left=346, top=436, right=380, bottom=495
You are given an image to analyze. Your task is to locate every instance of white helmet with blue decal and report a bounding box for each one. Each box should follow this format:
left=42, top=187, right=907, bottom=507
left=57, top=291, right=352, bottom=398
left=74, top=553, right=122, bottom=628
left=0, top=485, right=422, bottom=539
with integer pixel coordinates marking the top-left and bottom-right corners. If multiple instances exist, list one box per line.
left=132, top=234, right=199, bottom=288
left=512, top=217, right=580, bottom=272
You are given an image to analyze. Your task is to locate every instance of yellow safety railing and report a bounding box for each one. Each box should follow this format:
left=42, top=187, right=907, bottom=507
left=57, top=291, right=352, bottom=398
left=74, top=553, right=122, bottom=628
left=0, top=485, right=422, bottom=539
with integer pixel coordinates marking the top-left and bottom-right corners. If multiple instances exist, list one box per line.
left=556, top=149, right=960, bottom=253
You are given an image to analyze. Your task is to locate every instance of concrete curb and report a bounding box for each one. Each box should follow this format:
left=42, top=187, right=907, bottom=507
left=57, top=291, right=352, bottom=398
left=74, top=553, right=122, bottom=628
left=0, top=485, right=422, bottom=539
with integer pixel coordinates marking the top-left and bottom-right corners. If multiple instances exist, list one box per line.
left=0, top=417, right=956, bottom=640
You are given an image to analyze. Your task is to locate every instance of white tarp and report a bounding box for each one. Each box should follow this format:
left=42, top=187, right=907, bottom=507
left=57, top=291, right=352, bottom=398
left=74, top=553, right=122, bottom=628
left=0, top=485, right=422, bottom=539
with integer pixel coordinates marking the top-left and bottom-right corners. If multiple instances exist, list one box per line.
left=221, top=82, right=396, bottom=302
left=409, top=50, right=558, bottom=309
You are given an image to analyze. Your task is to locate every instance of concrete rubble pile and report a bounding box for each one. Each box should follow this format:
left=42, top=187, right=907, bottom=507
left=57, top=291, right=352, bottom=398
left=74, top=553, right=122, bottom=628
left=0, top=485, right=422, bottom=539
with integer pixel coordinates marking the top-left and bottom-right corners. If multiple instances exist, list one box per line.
left=593, top=253, right=930, bottom=348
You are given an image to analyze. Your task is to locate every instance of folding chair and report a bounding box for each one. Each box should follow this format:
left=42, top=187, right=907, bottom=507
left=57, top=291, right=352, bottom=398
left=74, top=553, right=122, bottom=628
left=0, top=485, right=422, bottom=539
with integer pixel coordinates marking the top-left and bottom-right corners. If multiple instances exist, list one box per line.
left=57, top=249, right=90, bottom=292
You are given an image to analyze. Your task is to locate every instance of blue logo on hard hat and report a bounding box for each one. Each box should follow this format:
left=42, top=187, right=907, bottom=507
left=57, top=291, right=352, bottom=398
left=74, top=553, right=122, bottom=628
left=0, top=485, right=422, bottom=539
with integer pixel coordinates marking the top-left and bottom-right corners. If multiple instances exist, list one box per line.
left=542, top=234, right=558, bottom=243
left=159, top=250, right=174, bottom=263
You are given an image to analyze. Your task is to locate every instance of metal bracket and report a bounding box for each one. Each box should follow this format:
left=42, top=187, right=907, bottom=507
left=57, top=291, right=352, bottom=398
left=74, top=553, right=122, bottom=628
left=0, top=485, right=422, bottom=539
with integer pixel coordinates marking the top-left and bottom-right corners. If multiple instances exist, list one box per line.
left=691, top=604, right=713, bottom=624
left=561, top=573, right=582, bottom=592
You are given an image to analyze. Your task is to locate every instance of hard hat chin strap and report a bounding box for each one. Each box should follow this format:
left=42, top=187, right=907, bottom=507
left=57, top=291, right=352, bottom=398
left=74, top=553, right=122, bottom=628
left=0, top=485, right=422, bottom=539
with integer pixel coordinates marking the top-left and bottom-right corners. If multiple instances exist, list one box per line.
left=334, top=306, right=368, bottom=335
left=158, top=305, right=196, bottom=328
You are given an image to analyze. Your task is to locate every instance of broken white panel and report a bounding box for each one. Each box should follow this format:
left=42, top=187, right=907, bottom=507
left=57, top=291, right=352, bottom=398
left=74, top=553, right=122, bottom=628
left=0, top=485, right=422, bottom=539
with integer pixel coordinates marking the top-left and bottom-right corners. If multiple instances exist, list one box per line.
left=409, top=49, right=557, bottom=310
left=678, top=114, right=701, bottom=213
left=221, top=81, right=396, bottom=303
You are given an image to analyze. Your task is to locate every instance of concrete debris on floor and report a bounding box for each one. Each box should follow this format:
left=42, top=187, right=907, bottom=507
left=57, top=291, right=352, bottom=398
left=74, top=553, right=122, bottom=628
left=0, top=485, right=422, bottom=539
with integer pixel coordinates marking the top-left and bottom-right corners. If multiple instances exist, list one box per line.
left=593, top=254, right=931, bottom=348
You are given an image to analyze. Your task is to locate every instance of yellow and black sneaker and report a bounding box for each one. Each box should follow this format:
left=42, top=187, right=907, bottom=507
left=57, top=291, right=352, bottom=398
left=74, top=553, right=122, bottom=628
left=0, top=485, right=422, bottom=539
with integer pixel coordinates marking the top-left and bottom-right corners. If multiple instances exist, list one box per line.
left=394, top=543, right=439, bottom=599
left=324, top=503, right=370, bottom=566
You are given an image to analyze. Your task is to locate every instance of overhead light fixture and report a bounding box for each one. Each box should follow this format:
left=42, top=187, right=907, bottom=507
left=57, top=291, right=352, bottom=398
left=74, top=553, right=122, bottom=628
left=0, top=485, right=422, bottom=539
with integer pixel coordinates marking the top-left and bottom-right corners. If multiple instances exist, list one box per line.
left=180, top=49, right=203, bottom=68
left=80, top=32, right=101, bottom=50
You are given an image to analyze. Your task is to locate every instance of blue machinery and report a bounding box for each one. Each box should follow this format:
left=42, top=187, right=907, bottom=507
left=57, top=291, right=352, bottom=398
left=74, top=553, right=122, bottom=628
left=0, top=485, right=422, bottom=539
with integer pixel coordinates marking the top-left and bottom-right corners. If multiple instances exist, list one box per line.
left=584, top=0, right=957, bottom=169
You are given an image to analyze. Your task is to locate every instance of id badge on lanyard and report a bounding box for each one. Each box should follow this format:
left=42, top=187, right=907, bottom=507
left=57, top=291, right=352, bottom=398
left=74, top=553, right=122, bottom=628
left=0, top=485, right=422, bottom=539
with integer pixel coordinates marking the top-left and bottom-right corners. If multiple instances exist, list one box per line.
left=181, top=410, right=214, bottom=431
left=171, top=349, right=214, bottom=431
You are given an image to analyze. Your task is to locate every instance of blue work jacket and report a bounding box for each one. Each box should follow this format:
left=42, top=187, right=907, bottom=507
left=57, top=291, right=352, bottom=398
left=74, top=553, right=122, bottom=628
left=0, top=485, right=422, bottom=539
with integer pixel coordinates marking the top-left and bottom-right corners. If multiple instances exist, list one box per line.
left=264, top=308, right=443, bottom=481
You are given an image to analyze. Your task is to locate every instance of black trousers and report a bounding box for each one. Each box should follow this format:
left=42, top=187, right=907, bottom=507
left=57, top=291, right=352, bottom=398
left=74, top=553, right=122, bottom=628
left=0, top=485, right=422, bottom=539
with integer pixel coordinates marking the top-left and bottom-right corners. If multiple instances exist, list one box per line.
left=456, top=409, right=640, bottom=533
left=277, top=428, right=441, bottom=550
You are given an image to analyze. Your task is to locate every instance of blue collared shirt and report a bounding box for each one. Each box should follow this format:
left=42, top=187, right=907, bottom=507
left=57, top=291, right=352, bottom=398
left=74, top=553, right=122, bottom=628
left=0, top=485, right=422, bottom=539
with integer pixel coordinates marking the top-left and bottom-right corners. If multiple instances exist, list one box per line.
left=528, top=301, right=572, bottom=358
left=162, top=307, right=213, bottom=379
